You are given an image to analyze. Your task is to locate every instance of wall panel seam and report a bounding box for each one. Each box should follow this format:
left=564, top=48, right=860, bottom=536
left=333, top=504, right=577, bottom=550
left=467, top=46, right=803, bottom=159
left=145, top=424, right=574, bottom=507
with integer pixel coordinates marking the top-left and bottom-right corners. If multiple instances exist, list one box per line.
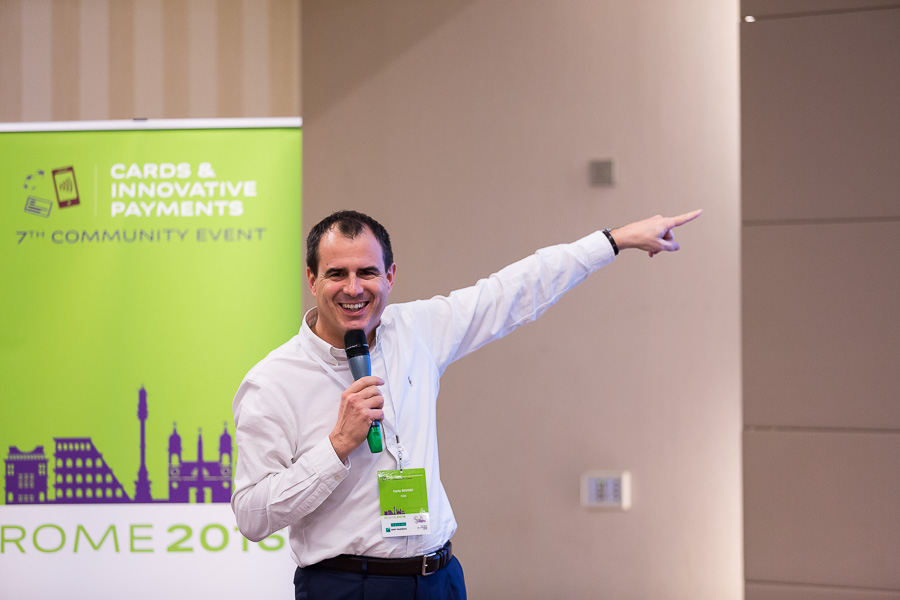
left=743, top=5, right=900, bottom=21
left=745, top=426, right=900, bottom=434
left=743, top=216, right=900, bottom=227
left=747, top=579, right=900, bottom=593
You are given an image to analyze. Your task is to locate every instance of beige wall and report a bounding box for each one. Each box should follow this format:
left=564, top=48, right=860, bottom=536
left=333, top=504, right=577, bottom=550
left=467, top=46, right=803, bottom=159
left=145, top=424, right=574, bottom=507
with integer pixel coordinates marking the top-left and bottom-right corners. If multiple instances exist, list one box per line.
left=741, top=1, right=900, bottom=599
left=303, top=1, right=742, bottom=599
left=2, top=0, right=744, bottom=597
left=0, top=0, right=301, bottom=122
left=6, top=0, right=899, bottom=597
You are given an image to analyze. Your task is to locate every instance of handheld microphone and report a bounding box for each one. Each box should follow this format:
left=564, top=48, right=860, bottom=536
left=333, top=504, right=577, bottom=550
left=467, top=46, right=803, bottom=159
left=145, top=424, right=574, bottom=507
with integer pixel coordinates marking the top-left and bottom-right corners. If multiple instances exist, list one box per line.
left=344, top=329, right=383, bottom=453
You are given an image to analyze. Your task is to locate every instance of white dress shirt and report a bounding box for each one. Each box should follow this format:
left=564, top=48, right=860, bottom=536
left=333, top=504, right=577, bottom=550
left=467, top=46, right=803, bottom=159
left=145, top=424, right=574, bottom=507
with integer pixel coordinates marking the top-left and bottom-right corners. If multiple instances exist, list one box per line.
left=231, top=231, right=615, bottom=567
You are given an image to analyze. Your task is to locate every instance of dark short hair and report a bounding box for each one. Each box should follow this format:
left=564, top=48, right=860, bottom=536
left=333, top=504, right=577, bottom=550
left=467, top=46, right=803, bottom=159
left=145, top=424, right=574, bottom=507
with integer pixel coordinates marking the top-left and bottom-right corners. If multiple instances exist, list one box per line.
left=306, top=210, right=393, bottom=276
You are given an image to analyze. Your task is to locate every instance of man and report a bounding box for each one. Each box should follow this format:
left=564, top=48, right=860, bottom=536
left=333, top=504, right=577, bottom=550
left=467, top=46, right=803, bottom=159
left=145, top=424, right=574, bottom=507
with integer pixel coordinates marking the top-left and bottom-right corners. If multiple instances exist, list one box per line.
left=232, top=209, right=701, bottom=600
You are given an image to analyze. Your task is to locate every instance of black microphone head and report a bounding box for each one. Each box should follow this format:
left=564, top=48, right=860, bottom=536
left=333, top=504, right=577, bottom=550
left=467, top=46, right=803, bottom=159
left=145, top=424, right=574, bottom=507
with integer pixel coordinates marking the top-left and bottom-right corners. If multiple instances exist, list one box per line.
left=344, top=329, right=369, bottom=358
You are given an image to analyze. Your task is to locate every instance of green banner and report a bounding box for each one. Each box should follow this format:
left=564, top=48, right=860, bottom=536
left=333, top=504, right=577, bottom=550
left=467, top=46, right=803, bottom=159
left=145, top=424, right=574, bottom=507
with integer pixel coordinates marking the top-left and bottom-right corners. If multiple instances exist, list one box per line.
left=1, top=121, right=302, bottom=507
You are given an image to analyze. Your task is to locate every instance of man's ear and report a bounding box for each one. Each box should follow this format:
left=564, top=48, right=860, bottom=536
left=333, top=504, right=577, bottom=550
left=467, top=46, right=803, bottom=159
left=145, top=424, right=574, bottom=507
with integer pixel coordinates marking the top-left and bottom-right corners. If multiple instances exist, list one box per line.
left=306, top=266, right=317, bottom=297
left=385, top=263, right=396, bottom=291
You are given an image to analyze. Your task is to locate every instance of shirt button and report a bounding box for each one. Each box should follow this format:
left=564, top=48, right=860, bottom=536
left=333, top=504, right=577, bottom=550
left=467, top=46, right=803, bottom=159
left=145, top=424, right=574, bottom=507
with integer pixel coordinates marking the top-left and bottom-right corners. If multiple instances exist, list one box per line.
left=334, top=475, right=342, bottom=481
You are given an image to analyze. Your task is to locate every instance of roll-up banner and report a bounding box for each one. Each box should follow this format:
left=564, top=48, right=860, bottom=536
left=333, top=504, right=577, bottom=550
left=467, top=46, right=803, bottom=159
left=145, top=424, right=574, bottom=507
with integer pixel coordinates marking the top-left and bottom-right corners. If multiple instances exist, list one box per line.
left=0, top=119, right=301, bottom=598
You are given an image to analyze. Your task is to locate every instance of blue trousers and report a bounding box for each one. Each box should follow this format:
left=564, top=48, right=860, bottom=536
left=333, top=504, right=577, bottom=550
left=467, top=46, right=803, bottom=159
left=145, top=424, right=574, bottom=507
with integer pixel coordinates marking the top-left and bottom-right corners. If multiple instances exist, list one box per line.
left=294, top=555, right=467, bottom=600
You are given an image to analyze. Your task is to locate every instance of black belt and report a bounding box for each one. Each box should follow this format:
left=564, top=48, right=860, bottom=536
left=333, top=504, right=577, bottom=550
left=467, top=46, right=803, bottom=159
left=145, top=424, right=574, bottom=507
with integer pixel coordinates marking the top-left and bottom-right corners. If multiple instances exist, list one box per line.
left=312, top=541, right=453, bottom=576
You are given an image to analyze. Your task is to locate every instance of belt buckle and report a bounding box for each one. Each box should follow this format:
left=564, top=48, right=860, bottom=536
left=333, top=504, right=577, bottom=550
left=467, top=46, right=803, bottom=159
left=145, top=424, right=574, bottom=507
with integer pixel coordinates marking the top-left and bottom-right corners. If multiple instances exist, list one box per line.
left=421, top=549, right=439, bottom=576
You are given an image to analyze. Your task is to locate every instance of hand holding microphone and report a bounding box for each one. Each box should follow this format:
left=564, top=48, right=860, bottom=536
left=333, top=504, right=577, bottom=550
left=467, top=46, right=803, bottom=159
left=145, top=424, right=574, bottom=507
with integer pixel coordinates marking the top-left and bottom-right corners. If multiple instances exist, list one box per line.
left=330, top=329, right=384, bottom=460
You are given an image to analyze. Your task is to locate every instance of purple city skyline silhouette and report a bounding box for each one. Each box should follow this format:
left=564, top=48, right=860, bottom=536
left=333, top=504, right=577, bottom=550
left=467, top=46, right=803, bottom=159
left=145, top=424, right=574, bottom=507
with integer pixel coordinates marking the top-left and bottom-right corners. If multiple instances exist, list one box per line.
left=3, top=386, right=232, bottom=505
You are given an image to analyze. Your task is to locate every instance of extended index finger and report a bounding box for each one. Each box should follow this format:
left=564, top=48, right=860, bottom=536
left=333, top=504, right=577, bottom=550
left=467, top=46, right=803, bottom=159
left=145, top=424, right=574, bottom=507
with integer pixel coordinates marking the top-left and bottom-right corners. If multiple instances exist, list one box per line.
left=668, top=209, right=702, bottom=228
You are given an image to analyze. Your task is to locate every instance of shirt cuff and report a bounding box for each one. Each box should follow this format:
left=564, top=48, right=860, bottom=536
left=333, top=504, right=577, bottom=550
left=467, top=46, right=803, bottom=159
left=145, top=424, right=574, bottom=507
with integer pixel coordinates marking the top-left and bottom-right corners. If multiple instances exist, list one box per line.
left=574, top=230, right=616, bottom=270
left=306, top=436, right=351, bottom=489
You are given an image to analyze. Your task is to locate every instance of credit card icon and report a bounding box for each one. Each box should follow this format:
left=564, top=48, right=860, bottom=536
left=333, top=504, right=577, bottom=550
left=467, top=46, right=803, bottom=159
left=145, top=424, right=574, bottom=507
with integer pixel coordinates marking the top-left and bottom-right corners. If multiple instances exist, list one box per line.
left=24, top=196, right=52, bottom=218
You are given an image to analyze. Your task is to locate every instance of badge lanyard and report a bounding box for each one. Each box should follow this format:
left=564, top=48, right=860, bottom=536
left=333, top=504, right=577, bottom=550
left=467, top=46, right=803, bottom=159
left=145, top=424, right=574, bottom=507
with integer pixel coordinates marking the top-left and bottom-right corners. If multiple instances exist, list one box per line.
left=302, top=341, right=426, bottom=536
left=302, top=343, right=405, bottom=471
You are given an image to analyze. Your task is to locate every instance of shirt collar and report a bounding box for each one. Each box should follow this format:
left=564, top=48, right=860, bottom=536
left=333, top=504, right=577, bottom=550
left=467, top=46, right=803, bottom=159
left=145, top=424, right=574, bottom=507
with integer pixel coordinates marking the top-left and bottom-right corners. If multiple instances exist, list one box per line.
left=299, top=307, right=383, bottom=365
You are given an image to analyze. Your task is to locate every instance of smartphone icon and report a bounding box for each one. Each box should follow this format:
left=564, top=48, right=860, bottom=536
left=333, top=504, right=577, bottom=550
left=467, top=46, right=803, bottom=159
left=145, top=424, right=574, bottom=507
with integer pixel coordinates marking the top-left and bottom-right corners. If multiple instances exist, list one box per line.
left=52, top=166, right=80, bottom=208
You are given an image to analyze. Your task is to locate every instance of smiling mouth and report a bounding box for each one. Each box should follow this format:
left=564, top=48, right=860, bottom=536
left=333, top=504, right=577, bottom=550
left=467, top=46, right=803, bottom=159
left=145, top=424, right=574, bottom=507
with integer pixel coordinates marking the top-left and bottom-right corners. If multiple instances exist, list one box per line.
left=340, top=302, right=368, bottom=311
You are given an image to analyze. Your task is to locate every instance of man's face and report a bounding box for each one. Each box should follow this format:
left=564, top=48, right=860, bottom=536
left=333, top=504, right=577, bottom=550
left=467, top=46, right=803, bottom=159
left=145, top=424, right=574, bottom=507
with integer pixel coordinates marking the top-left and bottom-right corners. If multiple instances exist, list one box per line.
left=306, top=226, right=395, bottom=348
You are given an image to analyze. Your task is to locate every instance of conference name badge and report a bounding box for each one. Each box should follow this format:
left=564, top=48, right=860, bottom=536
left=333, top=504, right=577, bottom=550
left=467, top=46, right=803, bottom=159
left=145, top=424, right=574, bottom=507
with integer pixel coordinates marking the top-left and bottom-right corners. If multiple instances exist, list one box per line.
left=377, top=469, right=430, bottom=537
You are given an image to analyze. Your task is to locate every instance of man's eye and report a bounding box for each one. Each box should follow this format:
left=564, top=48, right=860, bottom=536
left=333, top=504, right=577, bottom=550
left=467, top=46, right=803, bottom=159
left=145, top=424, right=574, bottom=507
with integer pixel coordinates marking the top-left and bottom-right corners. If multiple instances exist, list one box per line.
left=360, top=272, right=379, bottom=279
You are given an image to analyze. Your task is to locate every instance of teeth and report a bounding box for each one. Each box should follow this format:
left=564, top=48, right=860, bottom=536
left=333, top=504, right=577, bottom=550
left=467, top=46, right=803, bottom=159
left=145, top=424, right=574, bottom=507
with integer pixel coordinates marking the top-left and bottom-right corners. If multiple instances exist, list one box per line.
left=342, top=302, right=365, bottom=310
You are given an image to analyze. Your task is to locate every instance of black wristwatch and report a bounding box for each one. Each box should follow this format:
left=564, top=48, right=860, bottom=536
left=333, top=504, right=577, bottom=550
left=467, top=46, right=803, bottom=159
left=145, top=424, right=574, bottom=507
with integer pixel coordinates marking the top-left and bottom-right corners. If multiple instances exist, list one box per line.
left=602, top=228, right=619, bottom=255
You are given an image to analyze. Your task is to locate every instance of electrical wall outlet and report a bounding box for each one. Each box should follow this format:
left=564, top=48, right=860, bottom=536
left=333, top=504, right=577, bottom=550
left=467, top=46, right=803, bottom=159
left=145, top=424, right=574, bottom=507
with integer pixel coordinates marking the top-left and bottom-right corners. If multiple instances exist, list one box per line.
left=581, top=470, right=631, bottom=510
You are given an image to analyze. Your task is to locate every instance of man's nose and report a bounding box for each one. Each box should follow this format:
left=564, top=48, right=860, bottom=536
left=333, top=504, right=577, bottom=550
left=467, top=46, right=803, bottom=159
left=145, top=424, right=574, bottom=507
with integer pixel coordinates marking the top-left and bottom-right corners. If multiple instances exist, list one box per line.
left=343, top=275, right=363, bottom=296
